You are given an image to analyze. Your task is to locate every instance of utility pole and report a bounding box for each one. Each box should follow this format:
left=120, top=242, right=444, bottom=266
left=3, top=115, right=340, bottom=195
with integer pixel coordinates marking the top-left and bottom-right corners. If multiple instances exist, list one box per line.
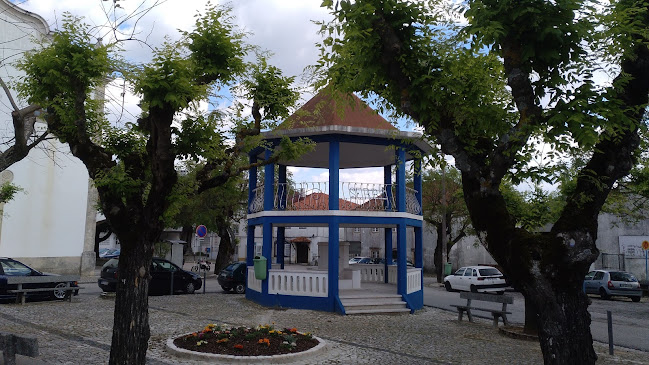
left=441, top=164, right=448, bottom=274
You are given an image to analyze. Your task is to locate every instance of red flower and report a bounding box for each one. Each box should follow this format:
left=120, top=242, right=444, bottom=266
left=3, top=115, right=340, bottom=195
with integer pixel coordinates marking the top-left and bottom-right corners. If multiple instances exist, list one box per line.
left=289, top=328, right=297, bottom=333
left=234, top=344, right=244, bottom=350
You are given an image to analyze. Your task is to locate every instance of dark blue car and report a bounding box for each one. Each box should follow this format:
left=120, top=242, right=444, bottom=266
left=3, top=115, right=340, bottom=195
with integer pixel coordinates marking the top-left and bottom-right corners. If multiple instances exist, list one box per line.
left=0, top=257, right=79, bottom=302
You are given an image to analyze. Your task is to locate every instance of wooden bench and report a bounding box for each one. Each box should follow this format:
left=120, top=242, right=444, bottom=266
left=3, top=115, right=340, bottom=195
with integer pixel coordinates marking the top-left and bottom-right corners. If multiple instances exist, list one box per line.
left=450, top=291, right=513, bottom=327
left=0, top=331, right=38, bottom=365
left=5, top=275, right=81, bottom=305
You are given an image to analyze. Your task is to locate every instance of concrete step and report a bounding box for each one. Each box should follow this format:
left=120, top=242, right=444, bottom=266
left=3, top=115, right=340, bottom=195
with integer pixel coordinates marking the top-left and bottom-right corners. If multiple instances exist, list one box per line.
left=344, top=307, right=411, bottom=315
left=339, top=293, right=402, bottom=300
left=340, top=297, right=406, bottom=306
left=342, top=302, right=408, bottom=311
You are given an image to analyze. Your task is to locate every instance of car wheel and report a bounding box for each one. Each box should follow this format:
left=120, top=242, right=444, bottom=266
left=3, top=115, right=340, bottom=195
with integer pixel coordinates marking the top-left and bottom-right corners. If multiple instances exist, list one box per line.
left=184, top=282, right=196, bottom=294
left=599, top=288, right=610, bottom=300
left=221, top=286, right=231, bottom=292
left=53, top=283, right=67, bottom=299
left=631, top=296, right=641, bottom=302
left=444, top=281, right=453, bottom=292
left=470, top=285, right=478, bottom=293
left=235, top=283, right=246, bottom=294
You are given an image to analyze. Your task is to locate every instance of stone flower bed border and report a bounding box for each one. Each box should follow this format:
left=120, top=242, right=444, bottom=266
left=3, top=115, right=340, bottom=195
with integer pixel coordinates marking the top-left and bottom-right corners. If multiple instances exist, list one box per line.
left=166, top=332, right=327, bottom=363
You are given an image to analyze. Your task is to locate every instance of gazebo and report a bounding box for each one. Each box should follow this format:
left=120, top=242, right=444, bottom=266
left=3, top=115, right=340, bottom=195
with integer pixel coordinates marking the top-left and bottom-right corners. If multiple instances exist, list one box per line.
left=245, top=90, right=431, bottom=314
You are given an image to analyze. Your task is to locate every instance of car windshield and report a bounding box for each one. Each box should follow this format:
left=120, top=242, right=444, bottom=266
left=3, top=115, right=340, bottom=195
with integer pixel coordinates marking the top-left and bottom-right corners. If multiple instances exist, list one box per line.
left=609, top=272, right=638, bottom=282
left=102, top=258, right=119, bottom=269
left=224, top=263, right=240, bottom=271
left=478, top=268, right=501, bottom=276
left=0, top=259, right=33, bottom=276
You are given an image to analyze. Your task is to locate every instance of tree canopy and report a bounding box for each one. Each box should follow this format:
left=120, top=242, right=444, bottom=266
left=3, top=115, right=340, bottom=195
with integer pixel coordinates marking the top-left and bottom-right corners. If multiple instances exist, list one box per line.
left=315, top=0, right=649, bottom=363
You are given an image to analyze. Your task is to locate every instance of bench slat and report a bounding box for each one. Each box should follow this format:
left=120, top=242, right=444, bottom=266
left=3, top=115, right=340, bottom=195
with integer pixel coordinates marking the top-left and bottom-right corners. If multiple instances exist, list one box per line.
left=7, top=287, right=80, bottom=293
left=5, top=275, right=80, bottom=285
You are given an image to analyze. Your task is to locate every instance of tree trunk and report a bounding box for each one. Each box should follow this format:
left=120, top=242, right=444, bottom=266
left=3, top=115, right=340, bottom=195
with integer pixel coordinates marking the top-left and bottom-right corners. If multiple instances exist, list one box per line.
left=525, top=282, right=595, bottom=364
left=109, top=238, right=153, bottom=365
left=433, top=223, right=443, bottom=283
left=180, top=225, right=194, bottom=258
left=214, top=224, right=234, bottom=274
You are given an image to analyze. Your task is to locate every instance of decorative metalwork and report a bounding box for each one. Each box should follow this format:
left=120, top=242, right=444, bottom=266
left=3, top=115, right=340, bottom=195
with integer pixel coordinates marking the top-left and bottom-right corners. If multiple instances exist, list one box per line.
left=249, top=181, right=421, bottom=214
left=249, top=185, right=265, bottom=213
left=405, top=187, right=422, bottom=215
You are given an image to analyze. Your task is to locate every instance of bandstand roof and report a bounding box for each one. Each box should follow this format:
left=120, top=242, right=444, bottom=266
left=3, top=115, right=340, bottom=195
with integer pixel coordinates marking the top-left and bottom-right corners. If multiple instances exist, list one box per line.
left=260, top=90, right=432, bottom=169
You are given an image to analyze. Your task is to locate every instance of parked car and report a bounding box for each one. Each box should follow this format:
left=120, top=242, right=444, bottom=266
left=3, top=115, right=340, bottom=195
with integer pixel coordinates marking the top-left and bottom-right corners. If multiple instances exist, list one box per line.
left=443, top=266, right=508, bottom=294
left=584, top=269, right=642, bottom=302
left=100, top=249, right=120, bottom=259
left=0, top=257, right=79, bottom=302
left=218, top=262, right=247, bottom=294
left=349, top=257, right=371, bottom=264
left=97, top=257, right=202, bottom=295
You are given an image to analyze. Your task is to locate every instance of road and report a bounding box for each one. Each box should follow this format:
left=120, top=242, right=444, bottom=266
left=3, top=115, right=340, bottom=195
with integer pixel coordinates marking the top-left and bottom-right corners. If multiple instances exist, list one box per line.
left=423, top=284, right=649, bottom=352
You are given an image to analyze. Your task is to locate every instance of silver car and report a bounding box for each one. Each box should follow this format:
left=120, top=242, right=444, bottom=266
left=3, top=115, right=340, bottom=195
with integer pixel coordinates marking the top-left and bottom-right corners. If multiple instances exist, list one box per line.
left=584, top=270, right=642, bottom=302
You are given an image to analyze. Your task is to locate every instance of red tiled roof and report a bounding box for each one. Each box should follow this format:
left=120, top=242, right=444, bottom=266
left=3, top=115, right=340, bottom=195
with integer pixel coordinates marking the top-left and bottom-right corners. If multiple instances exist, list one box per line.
left=278, top=89, right=397, bottom=131
left=289, top=192, right=359, bottom=211
left=290, top=237, right=311, bottom=243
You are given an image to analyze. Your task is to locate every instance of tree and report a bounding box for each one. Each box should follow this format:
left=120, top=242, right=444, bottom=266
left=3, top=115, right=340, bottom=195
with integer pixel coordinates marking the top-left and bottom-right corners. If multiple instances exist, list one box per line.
left=421, top=167, right=471, bottom=282
left=17, top=6, right=310, bottom=364
left=316, top=1, right=649, bottom=363
left=165, top=161, right=248, bottom=273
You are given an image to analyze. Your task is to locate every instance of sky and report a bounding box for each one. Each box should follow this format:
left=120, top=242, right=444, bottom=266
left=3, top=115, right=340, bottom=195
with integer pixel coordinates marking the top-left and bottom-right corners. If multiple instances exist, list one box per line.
left=11, top=0, right=398, bottom=184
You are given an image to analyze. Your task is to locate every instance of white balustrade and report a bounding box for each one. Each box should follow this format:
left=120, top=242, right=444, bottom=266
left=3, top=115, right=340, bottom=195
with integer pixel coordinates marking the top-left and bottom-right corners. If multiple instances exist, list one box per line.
left=407, top=268, right=422, bottom=294
left=358, top=264, right=385, bottom=282
left=249, top=185, right=264, bottom=213
left=405, top=187, right=421, bottom=214
left=388, top=265, right=397, bottom=284
left=247, top=267, right=262, bottom=293
left=268, top=269, right=328, bottom=297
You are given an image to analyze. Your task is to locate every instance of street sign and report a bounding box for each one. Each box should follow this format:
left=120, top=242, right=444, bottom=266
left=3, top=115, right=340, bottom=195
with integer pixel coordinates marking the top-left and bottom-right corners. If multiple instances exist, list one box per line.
left=642, top=240, right=649, bottom=250
left=196, top=225, right=207, bottom=238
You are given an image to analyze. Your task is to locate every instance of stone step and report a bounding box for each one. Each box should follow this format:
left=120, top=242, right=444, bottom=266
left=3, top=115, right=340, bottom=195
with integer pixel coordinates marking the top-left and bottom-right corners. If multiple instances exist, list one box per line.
left=340, top=297, right=406, bottom=306
left=343, top=302, right=407, bottom=311
left=339, top=293, right=402, bottom=300
left=344, top=307, right=411, bottom=315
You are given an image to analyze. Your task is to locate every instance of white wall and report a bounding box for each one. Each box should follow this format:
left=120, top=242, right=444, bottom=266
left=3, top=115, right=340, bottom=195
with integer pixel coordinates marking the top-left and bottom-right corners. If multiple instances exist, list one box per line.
left=0, top=1, right=89, bottom=263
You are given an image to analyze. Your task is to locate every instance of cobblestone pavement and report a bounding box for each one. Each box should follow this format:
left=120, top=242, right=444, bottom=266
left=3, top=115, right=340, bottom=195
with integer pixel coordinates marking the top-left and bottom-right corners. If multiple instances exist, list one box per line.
left=1, top=278, right=647, bottom=364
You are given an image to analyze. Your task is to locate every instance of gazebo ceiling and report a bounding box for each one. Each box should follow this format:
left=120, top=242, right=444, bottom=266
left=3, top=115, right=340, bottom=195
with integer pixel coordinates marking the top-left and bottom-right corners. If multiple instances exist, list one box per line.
left=259, top=90, right=432, bottom=168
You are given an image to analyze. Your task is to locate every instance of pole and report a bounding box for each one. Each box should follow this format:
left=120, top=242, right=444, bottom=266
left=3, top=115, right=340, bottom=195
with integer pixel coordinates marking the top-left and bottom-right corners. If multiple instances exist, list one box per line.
left=607, top=310, right=614, bottom=355
left=645, top=250, right=648, bottom=283
left=441, top=165, right=448, bottom=272
left=203, top=269, right=206, bottom=294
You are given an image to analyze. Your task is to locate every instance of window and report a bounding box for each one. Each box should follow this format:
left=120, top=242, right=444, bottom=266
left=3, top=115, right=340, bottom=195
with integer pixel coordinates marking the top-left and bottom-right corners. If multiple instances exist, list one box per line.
left=593, top=271, right=605, bottom=280
left=0, top=259, right=32, bottom=276
left=464, top=269, right=473, bottom=277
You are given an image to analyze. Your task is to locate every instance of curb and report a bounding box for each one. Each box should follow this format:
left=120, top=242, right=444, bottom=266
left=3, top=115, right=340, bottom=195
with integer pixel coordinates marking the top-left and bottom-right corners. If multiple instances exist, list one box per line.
left=166, top=333, right=327, bottom=364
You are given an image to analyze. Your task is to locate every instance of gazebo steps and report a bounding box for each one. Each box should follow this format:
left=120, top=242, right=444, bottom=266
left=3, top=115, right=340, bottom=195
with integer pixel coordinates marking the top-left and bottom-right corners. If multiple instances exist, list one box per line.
left=340, top=294, right=410, bottom=315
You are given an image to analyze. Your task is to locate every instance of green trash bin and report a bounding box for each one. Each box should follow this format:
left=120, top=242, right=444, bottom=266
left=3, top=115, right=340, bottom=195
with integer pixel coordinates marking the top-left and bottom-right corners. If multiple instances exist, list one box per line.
left=253, top=256, right=267, bottom=280
left=444, top=262, right=453, bottom=276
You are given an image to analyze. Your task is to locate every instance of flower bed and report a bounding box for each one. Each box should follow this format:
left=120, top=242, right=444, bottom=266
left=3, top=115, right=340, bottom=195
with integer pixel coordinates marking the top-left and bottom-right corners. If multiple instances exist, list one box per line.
left=172, top=324, right=320, bottom=357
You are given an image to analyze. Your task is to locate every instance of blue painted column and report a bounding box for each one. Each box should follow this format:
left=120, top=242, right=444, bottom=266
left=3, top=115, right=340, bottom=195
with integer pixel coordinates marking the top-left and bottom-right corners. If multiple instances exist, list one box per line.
left=277, top=227, right=285, bottom=269
left=277, top=164, right=287, bottom=269
left=246, top=225, right=255, bottom=267
left=384, top=228, right=392, bottom=283
left=262, top=222, right=272, bottom=294
left=263, top=149, right=274, bottom=212
left=414, top=158, right=422, bottom=214
left=397, top=220, right=407, bottom=296
left=395, top=148, right=406, bottom=213
left=278, top=164, right=287, bottom=210
left=248, top=154, right=257, bottom=213
left=384, top=165, right=393, bottom=282
left=415, top=226, right=423, bottom=290
left=328, top=218, right=340, bottom=312
left=329, top=140, right=340, bottom=210
left=384, top=165, right=393, bottom=211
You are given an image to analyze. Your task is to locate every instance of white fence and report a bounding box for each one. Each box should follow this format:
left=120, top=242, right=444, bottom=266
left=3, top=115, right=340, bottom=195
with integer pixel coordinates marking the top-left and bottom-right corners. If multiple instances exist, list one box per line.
left=268, top=269, right=328, bottom=297
left=358, top=264, right=385, bottom=282
left=247, top=267, right=262, bottom=293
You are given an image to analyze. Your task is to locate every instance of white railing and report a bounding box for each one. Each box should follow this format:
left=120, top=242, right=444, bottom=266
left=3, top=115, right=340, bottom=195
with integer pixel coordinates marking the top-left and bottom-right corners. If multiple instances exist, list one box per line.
left=407, top=268, right=422, bottom=294
left=386, top=266, right=422, bottom=293
left=249, top=185, right=265, bottom=213
left=405, top=187, right=422, bottom=215
left=268, top=269, right=328, bottom=297
left=388, top=265, right=397, bottom=285
left=341, top=182, right=396, bottom=211
left=358, top=264, right=385, bottom=282
left=276, top=182, right=329, bottom=210
left=247, top=267, right=262, bottom=292
left=249, top=181, right=420, bottom=214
